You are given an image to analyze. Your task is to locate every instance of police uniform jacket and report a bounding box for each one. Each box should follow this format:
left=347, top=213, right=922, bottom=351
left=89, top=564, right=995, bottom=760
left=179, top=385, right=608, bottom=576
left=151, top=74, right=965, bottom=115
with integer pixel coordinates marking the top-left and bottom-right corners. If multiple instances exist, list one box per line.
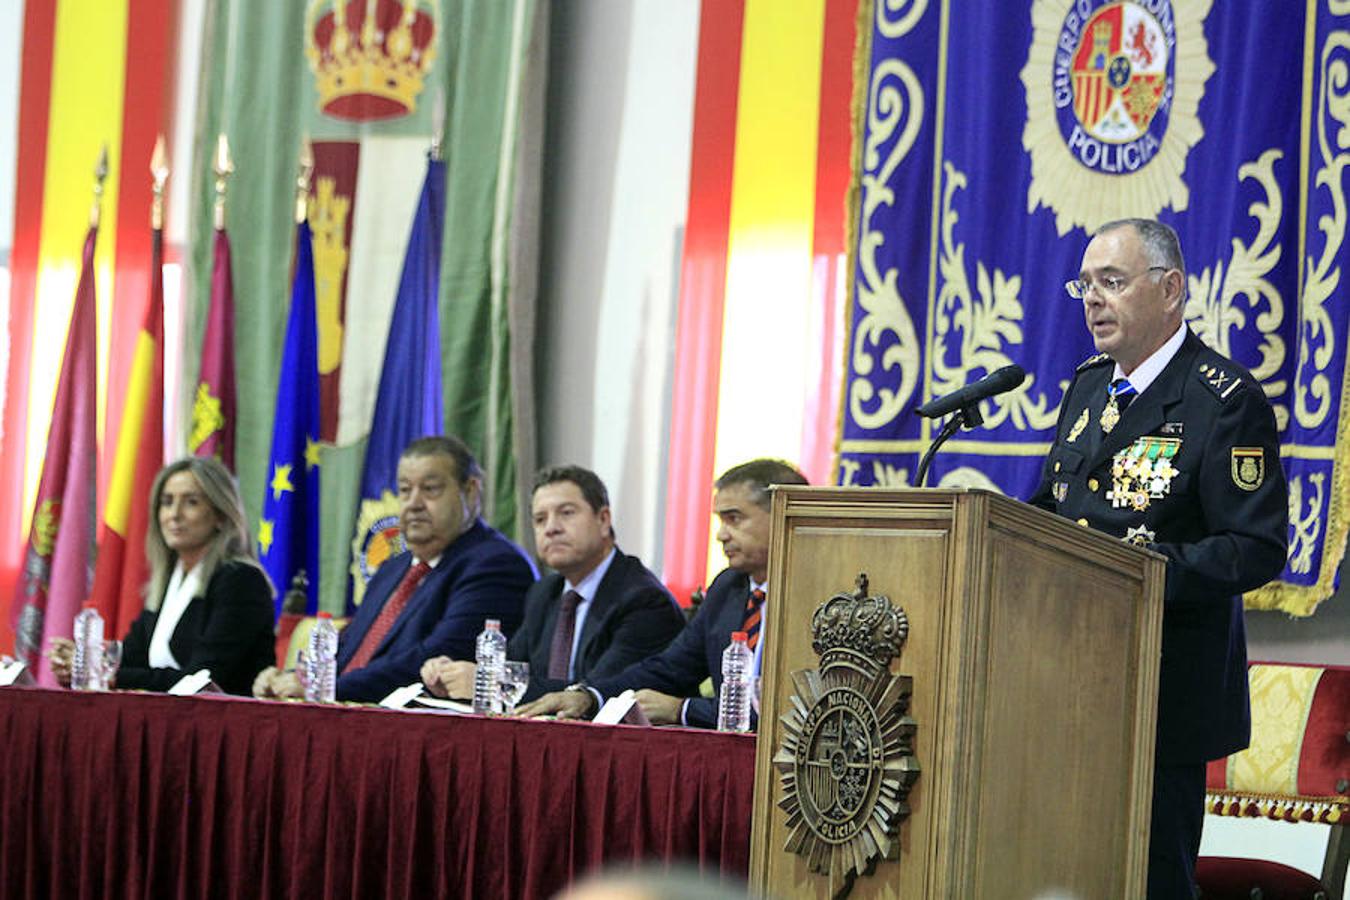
left=1029, top=330, right=1288, bottom=764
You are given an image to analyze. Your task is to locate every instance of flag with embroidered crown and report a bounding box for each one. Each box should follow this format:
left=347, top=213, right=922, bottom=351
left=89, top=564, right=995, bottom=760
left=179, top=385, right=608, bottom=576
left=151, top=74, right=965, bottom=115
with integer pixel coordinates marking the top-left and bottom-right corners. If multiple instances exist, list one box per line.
left=11, top=223, right=99, bottom=684
left=88, top=210, right=166, bottom=636
left=259, top=217, right=322, bottom=617
left=348, top=154, right=445, bottom=611
left=191, top=221, right=238, bottom=469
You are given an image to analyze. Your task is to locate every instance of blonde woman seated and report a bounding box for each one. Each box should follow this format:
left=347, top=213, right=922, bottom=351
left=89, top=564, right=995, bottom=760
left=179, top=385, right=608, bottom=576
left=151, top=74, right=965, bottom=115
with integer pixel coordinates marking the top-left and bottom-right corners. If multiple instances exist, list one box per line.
left=48, top=457, right=275, bottom=695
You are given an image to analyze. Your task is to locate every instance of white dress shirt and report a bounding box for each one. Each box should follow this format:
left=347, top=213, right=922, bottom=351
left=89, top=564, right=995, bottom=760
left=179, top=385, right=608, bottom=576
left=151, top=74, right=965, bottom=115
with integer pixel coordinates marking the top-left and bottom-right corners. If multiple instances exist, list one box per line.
left=148, top=562, right=203, bottom=669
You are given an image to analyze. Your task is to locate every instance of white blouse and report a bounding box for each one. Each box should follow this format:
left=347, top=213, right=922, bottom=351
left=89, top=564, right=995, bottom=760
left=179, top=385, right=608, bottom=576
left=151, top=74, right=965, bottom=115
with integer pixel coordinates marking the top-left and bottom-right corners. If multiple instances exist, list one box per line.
left=148, top=562, right=204, bottom=669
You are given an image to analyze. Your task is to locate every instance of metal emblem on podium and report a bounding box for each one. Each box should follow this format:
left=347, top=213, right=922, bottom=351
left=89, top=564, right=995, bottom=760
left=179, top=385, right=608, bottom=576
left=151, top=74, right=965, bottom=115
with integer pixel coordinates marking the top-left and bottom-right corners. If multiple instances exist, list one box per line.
left=772, top=574, right=920, bottom=898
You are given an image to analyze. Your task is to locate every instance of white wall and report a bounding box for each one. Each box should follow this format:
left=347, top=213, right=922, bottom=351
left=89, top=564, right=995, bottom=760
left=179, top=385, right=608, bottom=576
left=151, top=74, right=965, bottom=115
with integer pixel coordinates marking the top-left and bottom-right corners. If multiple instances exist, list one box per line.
left=536, top=0, right=699, bottom=572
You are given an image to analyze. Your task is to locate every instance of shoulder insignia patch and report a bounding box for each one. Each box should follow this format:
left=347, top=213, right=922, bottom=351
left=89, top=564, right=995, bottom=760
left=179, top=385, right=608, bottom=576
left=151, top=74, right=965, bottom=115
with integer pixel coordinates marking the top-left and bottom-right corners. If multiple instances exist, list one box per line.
left=1231, top=447, right=1265, bottom=491
left=1076, top=353, right=1112, bottom=373
left=1196, top=362, right=1244, bottom=402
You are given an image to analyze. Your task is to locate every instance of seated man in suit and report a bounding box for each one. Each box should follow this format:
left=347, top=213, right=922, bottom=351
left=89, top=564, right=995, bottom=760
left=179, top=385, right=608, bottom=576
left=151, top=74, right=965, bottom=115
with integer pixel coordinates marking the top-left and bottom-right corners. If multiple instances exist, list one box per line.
left=420, top=465, right=684, bottom=702
left=517, top=458, right=807, bottom=728
left=253, top=435, right=537, bottom=702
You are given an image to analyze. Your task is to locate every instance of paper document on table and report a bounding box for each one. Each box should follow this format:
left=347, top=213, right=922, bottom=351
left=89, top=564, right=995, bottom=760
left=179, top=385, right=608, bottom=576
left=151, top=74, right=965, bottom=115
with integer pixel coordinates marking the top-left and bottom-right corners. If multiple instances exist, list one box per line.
left=380, top=682, right=426, bottom=709
left=594, top=689, right=648, bottom=725
left=410, top=694, right=474, bottom=714
left=168, top=670, right=217, bottom=695
left=0, top=659, right=32, bottom=686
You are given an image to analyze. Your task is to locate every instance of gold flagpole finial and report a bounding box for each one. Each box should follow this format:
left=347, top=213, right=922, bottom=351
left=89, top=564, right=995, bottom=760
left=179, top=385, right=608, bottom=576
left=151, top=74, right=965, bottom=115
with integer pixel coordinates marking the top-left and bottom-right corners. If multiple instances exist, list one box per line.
left=90, top=145, right=109, bottom=229
left=213, top=133, right=234, bottom=230
left=430, top=89, right=445, bottom=161
left=296, top=136, right=314, bottom=225
left=150, top=135, right=169, bottom=231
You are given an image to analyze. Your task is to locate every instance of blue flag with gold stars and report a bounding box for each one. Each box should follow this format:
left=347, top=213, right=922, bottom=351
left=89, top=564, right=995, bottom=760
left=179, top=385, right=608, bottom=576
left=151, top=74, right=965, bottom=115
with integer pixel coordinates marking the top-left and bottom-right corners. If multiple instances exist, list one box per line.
left=348, top=155, right=446, bottom=611
left=260, top=220, right=322, bottom=617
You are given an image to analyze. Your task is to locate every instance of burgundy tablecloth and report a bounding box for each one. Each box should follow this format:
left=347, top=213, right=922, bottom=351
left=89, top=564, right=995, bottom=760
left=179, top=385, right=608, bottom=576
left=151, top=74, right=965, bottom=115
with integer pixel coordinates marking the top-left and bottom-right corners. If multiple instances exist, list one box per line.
left=0, top=688, right=755, bottom=899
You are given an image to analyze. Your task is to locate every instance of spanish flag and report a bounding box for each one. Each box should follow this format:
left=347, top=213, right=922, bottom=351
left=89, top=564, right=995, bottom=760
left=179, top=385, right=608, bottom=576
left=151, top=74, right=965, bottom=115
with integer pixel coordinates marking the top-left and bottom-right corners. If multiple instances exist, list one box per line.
left=87, top=221, right=165, bottom=636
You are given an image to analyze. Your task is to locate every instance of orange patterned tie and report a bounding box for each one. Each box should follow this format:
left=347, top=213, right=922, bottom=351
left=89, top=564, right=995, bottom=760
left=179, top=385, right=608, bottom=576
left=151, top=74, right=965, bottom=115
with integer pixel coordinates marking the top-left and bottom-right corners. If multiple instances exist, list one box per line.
left=343, top=561, right=431, bottom=673
left=742, top=588, right=766, bottom=650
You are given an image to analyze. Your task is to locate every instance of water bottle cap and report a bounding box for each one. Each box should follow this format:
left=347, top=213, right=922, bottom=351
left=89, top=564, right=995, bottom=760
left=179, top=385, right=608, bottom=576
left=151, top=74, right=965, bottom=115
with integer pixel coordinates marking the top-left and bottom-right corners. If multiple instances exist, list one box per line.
left=731, top=631, right=747, bottom=642
left=485, top=619, right=500, bottom=630
left=317, top=611, right=332, bottom=619
left=82, top=600, right=97, bottom=610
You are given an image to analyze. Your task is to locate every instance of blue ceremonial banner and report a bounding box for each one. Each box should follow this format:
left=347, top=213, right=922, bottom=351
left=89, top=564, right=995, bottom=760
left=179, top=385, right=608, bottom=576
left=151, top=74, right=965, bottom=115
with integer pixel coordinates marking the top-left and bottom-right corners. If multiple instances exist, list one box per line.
left=838, top=0, right=1350, bottom=616
left=260, top=220, right=322, bottom=617
left=348, top=155, right=446, bottom=610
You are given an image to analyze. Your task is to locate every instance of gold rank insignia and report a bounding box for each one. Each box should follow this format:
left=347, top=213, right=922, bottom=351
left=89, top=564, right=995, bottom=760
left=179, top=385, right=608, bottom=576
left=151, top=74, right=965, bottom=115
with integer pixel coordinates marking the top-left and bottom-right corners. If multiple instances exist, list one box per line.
left=1066, top=407, right=1089, bottom=443
left=1107, top=436, right=1182, bottom=511
left=1231, top=447, right=1265, bottom=491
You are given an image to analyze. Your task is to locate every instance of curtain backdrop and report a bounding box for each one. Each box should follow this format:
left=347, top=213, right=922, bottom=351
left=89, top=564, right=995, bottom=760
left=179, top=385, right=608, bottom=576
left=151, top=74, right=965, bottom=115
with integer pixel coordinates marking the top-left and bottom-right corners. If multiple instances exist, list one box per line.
left=838, top=0, right=1350, bottom=616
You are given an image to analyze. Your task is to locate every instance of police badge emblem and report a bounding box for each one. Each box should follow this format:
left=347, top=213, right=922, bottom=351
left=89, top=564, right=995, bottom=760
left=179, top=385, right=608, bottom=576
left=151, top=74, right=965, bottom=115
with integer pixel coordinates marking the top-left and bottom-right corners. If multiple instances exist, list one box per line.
left=1067, top=406, right=1090, bottom=442
left=773, top=575, right=919, bottom=897
left=1020, top=0, right=1215, bottom=235
left=1231, top=447, right=1265, bottom=491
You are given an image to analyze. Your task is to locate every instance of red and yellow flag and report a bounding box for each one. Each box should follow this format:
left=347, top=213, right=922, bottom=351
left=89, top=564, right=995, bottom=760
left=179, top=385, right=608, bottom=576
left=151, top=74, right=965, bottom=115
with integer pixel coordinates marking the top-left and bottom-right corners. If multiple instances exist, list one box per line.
left=88, top=225, right=164, bottom=636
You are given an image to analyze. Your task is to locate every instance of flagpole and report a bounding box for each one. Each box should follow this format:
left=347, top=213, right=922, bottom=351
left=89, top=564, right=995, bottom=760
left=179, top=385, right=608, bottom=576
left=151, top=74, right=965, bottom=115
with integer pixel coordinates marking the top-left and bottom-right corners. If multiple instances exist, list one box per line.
left=213, top=133, right=233, bottom=231
left=90, top=145, right=109, bottom=229
left=296, top=136, right=314, bottom=225
left=150, top=135, right=168, bottom=230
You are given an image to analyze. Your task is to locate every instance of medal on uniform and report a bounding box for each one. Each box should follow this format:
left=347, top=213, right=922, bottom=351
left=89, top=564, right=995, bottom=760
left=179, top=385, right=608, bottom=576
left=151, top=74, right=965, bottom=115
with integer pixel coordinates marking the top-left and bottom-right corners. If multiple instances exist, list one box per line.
left=1107, top=436, right=1182, bottom=510
left=1100, top=396, right=1121, bottom=433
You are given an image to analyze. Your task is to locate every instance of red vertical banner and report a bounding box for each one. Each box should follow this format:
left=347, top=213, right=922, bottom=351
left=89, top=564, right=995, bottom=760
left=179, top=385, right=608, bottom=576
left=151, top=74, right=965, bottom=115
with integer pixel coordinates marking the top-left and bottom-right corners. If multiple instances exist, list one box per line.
left=661, top=0, right=747, bottom=606
left=191, top=228, right=238, bottom=468
left=310, top=140, right=361, bottom=442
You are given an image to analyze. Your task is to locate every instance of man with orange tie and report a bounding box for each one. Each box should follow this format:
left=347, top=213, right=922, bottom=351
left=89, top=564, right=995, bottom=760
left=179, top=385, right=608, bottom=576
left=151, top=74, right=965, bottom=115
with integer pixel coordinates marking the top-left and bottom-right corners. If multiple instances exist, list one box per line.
left=253, top=435, right=536, bottom=702
left=419, top=465, right=684, bottom=703
left=518, top=459, right=808, bottom=729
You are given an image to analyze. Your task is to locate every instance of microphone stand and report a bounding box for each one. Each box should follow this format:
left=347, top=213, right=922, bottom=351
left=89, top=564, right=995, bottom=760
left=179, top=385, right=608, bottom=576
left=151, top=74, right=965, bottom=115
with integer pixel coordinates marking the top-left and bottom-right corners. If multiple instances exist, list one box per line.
left=914, top=401, right=984, bottom=488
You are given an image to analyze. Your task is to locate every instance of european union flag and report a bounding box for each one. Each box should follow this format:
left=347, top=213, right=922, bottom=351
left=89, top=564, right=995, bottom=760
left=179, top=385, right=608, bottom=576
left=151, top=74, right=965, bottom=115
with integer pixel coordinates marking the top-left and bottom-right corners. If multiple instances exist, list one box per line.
left=259, top=220, right=321, bottom=617
left=348, top=155, right=446, bottom=610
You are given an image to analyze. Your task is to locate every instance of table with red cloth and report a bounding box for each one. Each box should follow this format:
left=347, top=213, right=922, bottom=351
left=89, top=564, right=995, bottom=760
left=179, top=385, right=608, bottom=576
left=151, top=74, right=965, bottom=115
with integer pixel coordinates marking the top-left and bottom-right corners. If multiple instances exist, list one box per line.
left=0, top=687, right=756, bottom=899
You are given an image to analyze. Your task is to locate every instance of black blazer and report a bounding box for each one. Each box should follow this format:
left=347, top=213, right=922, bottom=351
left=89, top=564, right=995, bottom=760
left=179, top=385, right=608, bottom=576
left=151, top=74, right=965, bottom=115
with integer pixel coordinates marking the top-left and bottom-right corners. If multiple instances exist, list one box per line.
left=118, top=559, right=276, bottom=696
left=507, top=549, right=684, bottom=701
left=590, top=567, right=751, bottom=729
left=1030, top=331, right=1288, bottom=763
left=335, top=519, right=537, bottom=702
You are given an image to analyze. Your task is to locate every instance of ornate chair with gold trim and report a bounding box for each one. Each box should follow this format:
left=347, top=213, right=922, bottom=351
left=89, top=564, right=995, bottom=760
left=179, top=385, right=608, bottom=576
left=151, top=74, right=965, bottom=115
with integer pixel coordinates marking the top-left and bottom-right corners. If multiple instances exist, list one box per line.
left=1196, top=662, right=1350, bottom=900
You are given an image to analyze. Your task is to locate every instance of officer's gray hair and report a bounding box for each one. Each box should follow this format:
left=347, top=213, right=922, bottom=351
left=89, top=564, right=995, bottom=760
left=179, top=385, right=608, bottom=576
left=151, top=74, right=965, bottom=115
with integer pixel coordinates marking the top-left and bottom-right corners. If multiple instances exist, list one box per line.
left=1096, top=218, right=1186, bottom=280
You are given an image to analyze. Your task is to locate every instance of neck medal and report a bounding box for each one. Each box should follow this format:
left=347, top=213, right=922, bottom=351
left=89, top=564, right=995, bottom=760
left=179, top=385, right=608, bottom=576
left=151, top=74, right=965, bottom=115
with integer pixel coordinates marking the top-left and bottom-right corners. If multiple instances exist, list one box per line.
left=1100, top=395, right=1121, bottom=434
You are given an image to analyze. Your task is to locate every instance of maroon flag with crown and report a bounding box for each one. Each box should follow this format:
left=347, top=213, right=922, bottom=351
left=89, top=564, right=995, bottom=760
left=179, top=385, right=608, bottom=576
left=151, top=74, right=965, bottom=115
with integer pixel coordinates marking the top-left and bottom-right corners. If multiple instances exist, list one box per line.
left=11, top=226, right=99, bottom=685
left=190, top=227, right=237, bottom=467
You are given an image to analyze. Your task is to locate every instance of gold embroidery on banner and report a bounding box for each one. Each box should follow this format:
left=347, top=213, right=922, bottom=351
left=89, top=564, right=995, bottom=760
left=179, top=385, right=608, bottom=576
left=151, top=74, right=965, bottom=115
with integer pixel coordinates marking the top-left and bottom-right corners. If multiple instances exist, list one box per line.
left=189, top=383, right=225, bottom=453
left=1286, top=473, right=1326, bottom=576
left=1294, top=32, right=1350, bottom=431
left=850, top=56, right=926, bottom=431
left=1185, top=149, right=1288, bottom=429
left=875, top=0, right=928, bottom=37
left=1019, top=0, right=1216, bottom=235
left=310, top=176, right=351, bottom=376
left=932, top=162, right=1064, bottom=431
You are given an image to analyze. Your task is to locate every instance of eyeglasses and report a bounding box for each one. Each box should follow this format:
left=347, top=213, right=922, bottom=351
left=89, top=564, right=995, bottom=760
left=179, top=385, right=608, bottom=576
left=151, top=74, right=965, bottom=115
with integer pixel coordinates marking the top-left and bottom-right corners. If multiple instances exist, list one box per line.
left=1065, top=266, right=1167, bottom=300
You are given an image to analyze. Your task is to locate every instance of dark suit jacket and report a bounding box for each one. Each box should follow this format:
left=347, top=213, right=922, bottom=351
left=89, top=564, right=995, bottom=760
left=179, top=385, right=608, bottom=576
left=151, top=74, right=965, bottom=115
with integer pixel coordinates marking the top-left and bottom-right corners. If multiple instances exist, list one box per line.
left=590, top=567, right=750, bottom=729
left=507, top=549, right=684, bottom=701
left=1029, top=331, right=1288, bottom=764
left=118, top=559, right=276, bottom=696
left=336, top=519, right=536, bottom=702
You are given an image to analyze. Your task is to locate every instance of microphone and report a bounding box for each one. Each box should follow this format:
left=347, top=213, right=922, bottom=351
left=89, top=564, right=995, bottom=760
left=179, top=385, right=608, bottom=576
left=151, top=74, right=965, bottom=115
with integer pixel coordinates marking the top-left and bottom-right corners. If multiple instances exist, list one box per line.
left=915, top=365, right=1027, bottom=419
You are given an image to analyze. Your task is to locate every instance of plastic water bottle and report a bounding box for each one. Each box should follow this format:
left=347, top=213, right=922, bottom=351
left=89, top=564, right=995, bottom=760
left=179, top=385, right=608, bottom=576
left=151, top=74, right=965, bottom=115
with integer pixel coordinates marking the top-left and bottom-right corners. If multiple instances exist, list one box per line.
left=71, top=602, right=105, bottom=691
left=473, top=619, right=506, bottom=715
left=717, top=631, right=753, bottom=733
left=304, top=612, right=338, bottom=703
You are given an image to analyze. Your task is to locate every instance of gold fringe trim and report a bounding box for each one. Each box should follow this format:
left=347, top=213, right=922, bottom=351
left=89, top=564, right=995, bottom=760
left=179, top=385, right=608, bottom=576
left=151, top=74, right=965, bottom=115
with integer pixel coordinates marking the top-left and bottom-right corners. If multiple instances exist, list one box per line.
left=1206, top=790, right=1348, bottom=824
left=1244, top=289, right=1350, bottom=617
left=831, top=0, right=876, bottom=486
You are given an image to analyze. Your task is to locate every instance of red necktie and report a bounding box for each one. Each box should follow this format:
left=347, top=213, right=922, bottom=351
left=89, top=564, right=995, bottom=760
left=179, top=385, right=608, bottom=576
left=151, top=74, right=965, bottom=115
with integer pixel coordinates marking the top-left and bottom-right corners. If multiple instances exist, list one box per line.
left=742, top=588, right=766, bottom=651
left=547, top=589, right=583, bottom=680
left=343, top=561, right=431, bottom=673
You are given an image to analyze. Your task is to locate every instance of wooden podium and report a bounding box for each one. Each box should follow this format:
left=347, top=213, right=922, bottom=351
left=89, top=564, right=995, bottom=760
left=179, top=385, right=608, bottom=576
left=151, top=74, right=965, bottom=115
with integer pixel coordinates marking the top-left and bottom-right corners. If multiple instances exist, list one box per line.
left=748, top=487, right=1165, bottom=898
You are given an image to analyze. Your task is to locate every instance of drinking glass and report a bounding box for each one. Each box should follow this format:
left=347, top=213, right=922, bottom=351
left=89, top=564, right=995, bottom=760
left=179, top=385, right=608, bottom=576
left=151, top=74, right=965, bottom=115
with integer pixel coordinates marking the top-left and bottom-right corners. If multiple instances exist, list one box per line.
left=499, top=661, right=530, bottom=714
left=98, top=640, right=122, bottom=690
